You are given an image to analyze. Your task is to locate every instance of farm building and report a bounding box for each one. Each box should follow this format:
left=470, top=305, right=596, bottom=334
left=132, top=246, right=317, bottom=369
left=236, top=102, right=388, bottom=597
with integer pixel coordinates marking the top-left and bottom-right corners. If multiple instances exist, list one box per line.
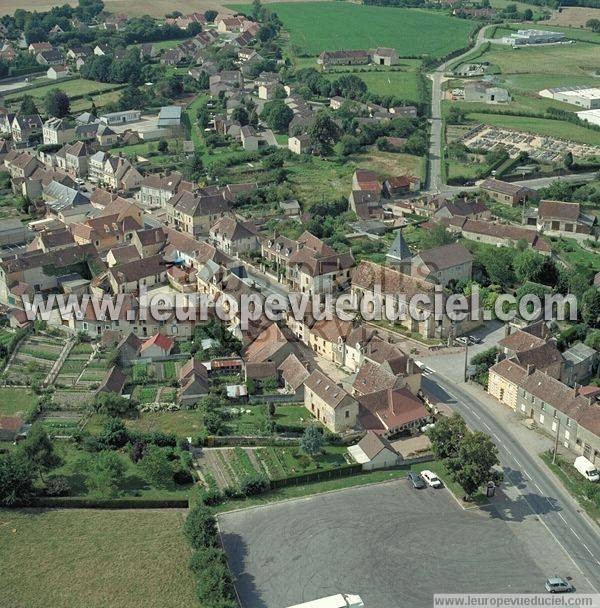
left=463, top=81, right=510, bottom=104
left=501, top=29, right=566, bottom=46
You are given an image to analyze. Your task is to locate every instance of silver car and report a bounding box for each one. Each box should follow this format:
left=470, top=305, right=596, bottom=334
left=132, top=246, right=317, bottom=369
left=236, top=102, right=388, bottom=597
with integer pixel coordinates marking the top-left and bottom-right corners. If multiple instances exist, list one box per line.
left=545, top=577, right=573, bottom=593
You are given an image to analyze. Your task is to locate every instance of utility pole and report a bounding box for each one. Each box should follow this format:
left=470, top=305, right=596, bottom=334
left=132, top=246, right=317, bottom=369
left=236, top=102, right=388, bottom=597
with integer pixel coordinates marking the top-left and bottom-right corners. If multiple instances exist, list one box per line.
left=463, top=341, right=469, bottom=383
left=553, top=417, right=561, bottom=464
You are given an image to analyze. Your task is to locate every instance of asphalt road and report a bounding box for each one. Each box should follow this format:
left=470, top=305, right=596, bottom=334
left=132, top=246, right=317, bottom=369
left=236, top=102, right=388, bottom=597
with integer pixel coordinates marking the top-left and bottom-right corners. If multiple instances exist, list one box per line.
left=220, top=479, right=579, bottom=608
left=423, top=372, right=600, bottom=592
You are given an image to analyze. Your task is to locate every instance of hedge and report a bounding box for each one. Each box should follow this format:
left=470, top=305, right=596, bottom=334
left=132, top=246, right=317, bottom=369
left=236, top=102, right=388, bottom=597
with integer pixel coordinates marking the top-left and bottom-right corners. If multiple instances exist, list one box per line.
left=32, top=497, right=189, bottom=509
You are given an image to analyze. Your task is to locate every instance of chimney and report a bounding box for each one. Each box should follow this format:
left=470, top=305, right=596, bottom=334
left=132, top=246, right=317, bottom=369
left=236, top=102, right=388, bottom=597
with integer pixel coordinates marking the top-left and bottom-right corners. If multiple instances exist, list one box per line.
left=526, top=364, right=535, bottom=375
left=505, top=323, right=512, bottom=338
left=574, top=384, right=580, bottom=397
left=406, top=357, right=414, bottom=375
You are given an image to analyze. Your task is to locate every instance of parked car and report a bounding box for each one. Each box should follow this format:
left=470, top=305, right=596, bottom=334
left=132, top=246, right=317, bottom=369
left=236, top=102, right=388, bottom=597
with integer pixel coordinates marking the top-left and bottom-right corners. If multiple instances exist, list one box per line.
left=407, top=471, right=426, bottom=489
left=421, top=470, right=442, bottom=488
left=468, top=335, right=482, bottom=344
left=574, top=456, right=599, bottom=482
left=455, top=337, right=468, bottom=346
left=545, top=577, right=573, bottom=593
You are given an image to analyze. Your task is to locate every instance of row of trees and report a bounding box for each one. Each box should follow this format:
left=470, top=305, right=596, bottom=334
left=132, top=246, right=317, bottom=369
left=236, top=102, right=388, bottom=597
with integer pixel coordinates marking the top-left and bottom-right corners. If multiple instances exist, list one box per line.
left=184, top=505, right=238, bottom=608
left=428, top=413, right=502, bottom=500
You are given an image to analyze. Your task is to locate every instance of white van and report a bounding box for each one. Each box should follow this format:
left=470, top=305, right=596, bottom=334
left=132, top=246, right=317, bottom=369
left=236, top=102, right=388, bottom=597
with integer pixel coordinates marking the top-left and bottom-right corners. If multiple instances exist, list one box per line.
left=574, top=456, right=600, bottom=482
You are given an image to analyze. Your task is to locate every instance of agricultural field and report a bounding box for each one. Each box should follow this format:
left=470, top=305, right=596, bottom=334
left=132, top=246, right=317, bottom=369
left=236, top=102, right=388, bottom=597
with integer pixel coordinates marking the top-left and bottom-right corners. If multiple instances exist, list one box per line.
left=70, top=89, right=122, bottom=113
left=232, top=2, right=475, bottom=58
left=0, top=509, right=197, bottom=608
left=547, top=6, right=600, bottom=28
left=4, top=333, right=66, bottom=385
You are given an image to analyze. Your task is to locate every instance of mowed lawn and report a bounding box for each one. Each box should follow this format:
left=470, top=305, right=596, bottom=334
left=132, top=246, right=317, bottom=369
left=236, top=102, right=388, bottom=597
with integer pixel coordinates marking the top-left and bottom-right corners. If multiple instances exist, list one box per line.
left=468, top=113, right=600, bottom=146
left=479, top=42, right=600, bottom=76
left=324, top=69, right=421, bottom=102
left=230, top=2, right=475, bottom=57
left=0, top=387, right=38, bottom=417
left=5, top=78, right=120, bottom=102
left=0, top=509, right=196, bottom=608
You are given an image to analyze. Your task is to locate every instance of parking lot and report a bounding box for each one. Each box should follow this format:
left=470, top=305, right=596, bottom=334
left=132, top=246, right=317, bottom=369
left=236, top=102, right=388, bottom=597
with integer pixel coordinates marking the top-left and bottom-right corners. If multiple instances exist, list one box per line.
left=219, top=479, right=583, bottom=608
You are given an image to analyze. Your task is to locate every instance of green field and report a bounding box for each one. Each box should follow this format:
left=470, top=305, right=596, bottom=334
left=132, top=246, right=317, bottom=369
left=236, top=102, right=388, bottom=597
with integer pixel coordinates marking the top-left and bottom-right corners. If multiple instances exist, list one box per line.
left=231, top=2, right=475, bottom=58
left=468, top=112, right=600, bottom=146
left=477, top=42, right=600, bottom=77
left=0, top=509, right=196, bottom=608
left=324, top=68, right=421, bottom=102
left=5, top=78, right=121, bottom=103
left=0, top=387, right=37, bottom=418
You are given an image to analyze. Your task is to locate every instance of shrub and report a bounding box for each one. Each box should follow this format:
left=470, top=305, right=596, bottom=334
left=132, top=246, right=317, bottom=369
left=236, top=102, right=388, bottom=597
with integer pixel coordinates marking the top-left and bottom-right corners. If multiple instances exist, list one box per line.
left=189, top=546, right=228, bottom=575
left=184, top=504, right=219, bottom=549
left=196, top=557, right=236, bottom=606
left=239, top=472, right=270, bottom=497
left=200, top=487, right=224, bottom=506
left=173, top=468, right=194, bottom=485
left=43, top=475, right=71, bottom=497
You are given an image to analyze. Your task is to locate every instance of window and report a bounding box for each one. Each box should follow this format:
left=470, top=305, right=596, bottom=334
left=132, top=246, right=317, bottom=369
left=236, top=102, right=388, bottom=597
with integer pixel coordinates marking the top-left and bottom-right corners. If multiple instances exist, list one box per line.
left=345, top=410, right=349, bottom=419
left=539, top=413, right=545, bottom=424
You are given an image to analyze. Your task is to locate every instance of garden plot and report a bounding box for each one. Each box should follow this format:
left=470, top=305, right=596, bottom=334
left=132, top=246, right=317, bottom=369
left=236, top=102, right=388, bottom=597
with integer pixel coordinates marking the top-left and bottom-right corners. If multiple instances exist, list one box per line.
left=6, top=334, right=66, bottom=384
left=196, top=445, right=348, bottom=490
left=74, top=351, right=110, bottom=388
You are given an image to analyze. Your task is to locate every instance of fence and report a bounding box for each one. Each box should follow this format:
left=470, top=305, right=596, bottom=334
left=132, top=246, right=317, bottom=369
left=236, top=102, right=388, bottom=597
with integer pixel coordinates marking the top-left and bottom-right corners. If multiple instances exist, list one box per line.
left=248, top=393, right=300, bottom=405
left=204, top=435, right=300, bottom=447
left=269, top=463, right=364, bottom=489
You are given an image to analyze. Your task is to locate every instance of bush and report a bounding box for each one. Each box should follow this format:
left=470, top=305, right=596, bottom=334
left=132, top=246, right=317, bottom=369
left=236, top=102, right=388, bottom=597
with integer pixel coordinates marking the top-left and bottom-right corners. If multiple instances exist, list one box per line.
left=239, top=472, right=270, bottom=497
left=189, top=546, right=228, bottom=576
left=43, top=475, right=71, bottom=497
left=184, top=504, right=219, bottom=550
left=173, top=468, right=194, bottom=485
left=200, top=487, right=224, bottom=506
left=196, top=557, right=237, bottom=606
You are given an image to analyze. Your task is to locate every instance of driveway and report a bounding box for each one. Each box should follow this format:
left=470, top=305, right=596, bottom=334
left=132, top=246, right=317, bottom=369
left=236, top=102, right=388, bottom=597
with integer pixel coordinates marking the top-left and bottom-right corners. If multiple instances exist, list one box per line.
left=219, top=479, right=590, bottom=608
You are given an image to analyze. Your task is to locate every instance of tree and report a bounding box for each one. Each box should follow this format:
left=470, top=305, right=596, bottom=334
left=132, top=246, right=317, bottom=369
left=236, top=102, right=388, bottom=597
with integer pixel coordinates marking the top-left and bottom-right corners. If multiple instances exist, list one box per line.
left=587, top=18, right=600, bottom=32
left=585, top=329, right=600, bottom=351
left=336, top=134, right=360, bottom=157
left=308, top=112, right=340, bottom=156
left=231, top=105, right=249, bottom=126
left=514, top=249, right=545, bottom=284
left=480, top=248, right=516, bottom=287
left=581, top=287, right=600, bottom=328
left=20, top=94, right=39, bottom=116
left=300, top=425, right=324, bottom=456
left=564, top=150, right=574, bottom=169
left=184, top=504, right=219, bottom=549
left=157, top=138, right=169, bottom=153
left=87, top=450, right=125, bottom=498
left=523, top=8, right=533, bottom=20
left=446, top=106, right=466, bottom=125
left=427, top=413, right=467, bottom=460
left=44, top=89, right=70, bottom=118
left=0, top=451, right=35, bottom=507
left=421, top=223, right=454, bottom=250
left=446, top=431, right=501, bottom=499
left=204, top=10, right=218, bottom=22
left=260, top=99, right=293, bottom=133
left=204, top=410, right=225, bottom=435
left=99, top=417, right=129, bottom=449
left=138, top=445, right=173, bottom=487
left=19, top=423, right=61, bottom=482
left=187, top=21, right=202, bottom=36
left=94, top=392, right=133, bottom=417
left=184, top=150, right=204, bottom=181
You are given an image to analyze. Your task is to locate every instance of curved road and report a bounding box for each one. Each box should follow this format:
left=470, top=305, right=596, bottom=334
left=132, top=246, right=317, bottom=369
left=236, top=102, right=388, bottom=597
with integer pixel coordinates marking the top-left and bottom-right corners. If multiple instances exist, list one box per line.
left=426, top=26, right=491, bottom=193
left=425, top=27, right=599, bottom=194
left=424, top=372, right=600, bottom=592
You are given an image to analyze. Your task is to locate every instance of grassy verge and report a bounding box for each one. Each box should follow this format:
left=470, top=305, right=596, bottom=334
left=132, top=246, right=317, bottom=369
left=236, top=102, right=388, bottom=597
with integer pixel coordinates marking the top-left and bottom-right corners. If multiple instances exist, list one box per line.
left=540, top=451, right=600, bottom=523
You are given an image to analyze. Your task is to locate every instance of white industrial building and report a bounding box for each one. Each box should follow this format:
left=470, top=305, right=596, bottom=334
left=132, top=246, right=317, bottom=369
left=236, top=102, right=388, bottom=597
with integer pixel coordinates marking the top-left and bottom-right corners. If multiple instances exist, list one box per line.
left=577, top=109, right=600, bottom=127
left=501, top=29, right=566, bottom=46
left=539, top=86, right=600, bottom=110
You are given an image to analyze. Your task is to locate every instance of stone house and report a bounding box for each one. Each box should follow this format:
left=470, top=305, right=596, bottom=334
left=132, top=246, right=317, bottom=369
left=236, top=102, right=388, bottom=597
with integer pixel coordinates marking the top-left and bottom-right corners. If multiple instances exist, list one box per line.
left=303, top=370, right=359, bottom=433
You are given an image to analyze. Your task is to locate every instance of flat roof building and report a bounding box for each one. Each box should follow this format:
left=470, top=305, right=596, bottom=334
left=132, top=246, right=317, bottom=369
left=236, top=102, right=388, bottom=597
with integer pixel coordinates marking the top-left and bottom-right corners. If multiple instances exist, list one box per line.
left=539, top=86, right=600, bottom=110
